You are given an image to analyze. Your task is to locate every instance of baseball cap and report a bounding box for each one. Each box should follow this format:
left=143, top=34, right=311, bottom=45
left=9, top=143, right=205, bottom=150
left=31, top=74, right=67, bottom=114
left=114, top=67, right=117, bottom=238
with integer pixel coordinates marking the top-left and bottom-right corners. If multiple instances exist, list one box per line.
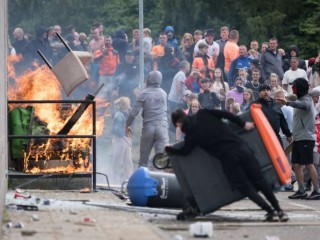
left=205, top=29, right=215, bottom=37
left=250, top=58, right=260, bottom=66
left=183, top=89, right=192, bottom=96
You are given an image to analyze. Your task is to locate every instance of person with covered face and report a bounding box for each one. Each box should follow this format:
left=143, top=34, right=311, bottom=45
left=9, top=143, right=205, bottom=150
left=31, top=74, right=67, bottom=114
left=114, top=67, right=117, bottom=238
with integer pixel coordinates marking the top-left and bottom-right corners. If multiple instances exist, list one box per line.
left=165, top=108, right=289, bottom=221
left=277, top=78, right=320, bottom=200
left=226, top=77, right=245, bottom=105
left=126, top=71, right=169, bottom=168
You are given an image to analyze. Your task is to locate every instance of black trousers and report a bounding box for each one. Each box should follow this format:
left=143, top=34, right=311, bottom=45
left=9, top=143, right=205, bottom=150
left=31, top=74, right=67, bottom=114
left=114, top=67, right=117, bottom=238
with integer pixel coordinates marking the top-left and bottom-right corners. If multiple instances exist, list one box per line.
left=221, top=143, right=281, bottom=213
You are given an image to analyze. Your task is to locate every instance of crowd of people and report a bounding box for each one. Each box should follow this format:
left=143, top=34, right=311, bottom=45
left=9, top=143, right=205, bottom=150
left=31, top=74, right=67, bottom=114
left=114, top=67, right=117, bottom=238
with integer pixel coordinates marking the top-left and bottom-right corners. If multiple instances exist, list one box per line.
left=8, top=23, right=320, bottom=202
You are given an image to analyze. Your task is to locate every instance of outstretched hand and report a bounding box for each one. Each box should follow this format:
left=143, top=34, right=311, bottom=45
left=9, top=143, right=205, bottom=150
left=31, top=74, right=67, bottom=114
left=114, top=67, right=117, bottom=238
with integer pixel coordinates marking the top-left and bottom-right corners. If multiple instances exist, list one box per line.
left=244, top=122, right=255, bottom=131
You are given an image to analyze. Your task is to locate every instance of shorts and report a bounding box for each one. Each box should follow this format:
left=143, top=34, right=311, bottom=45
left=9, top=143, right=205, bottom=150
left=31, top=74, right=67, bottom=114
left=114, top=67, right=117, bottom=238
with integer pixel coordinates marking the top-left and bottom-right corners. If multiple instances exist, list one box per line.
left=291, top=140, right=315, bottom=165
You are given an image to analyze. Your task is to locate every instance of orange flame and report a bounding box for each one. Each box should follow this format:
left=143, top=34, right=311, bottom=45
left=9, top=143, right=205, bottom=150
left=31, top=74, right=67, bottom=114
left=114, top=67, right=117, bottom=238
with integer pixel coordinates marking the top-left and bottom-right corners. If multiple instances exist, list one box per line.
left=7, top=57, right=110, bottom=174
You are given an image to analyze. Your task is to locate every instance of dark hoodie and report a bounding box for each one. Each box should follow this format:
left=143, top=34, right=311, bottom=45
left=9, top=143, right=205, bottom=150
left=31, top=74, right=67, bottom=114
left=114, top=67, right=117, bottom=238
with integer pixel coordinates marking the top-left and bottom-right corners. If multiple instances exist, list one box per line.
left=22, top=26, right=52, bottom=67
left=282, top=45, right=307, bottom=72
left=112, top=30, right=129, bottom=62
left=165, top=109, right=245, bottom=159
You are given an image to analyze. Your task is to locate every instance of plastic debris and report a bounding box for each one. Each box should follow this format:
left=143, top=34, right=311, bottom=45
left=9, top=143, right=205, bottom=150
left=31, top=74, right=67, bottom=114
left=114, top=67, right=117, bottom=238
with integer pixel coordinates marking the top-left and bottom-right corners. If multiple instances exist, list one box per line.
left=189, top=222, right=213, bottom=238
left=14, top=222, right=24, bottom=228
left=43, top=199, right=50, bottom=205
left=14, top=192, right=31, bottom=199
left=265, top=236, right=280, bottom=240
left=84, top=217, right=96, bottom=223
left=32, top=214, right=39, bottom=221
left=6, top=222, right=13, bottom=228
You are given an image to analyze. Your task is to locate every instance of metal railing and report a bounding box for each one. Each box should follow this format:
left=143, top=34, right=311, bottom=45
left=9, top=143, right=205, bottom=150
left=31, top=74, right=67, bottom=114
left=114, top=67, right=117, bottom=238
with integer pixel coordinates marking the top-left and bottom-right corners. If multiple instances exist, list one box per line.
left=7, top=99, right=97, bottom=191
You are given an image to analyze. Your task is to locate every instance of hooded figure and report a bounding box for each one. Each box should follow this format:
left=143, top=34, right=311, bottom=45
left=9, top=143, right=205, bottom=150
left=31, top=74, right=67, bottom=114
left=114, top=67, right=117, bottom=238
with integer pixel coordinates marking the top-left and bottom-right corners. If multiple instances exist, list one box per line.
left=164, top=25, right=180, bottom=59
left=283, top=45, right=307, bottom=72
left=22, top=26, right=52, bottom=68
left=112, top=29, right=129, bottom=62
left=126, top=71, right=169, bottom=167
left=284, top=77, right=320, bottom=200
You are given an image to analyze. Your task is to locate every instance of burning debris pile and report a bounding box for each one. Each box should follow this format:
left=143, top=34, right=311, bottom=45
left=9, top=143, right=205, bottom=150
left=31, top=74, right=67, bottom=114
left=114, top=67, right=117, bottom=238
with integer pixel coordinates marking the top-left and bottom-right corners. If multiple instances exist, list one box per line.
left=7, top=58, right=109, bottom=174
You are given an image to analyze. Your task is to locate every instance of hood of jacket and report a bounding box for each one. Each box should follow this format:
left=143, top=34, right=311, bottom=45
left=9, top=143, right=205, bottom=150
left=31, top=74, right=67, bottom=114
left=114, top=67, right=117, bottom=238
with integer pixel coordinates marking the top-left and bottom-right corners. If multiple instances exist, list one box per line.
left=146, top=71, right=162, bottom=87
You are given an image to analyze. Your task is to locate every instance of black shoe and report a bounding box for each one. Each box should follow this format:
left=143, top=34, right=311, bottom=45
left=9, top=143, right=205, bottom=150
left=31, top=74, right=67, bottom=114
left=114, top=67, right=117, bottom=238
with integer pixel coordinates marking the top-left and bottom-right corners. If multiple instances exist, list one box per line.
left=264, top=210, right=277, bottom=222
left=288, top=190, right=307, bottom=199
left=176, top=205, right=199, bottom=221
left=277, top=210, right=289, bottom=222
left=306, top=190, right=320, bottom=200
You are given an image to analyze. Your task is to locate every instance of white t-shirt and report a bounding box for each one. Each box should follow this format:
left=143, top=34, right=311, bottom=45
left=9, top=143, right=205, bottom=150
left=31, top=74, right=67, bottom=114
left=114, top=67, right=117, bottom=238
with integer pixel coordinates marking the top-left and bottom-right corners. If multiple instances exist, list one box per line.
left=282, top=68, right=308, bottom=94
left=168, top=71, right=186, bottom=103
left=194, top=39, right=220, bottom=59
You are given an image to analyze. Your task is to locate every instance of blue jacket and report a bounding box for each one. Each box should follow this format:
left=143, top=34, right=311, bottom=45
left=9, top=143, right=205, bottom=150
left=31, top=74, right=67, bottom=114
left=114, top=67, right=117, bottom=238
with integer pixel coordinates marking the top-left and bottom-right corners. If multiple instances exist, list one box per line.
left=228, top=56, right=251, bottom=87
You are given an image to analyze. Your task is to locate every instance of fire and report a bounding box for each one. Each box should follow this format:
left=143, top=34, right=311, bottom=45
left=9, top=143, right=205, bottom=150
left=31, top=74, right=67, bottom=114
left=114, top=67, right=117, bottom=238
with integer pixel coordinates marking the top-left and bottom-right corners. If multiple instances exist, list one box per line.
left=7, top=57, right=110, bottom=174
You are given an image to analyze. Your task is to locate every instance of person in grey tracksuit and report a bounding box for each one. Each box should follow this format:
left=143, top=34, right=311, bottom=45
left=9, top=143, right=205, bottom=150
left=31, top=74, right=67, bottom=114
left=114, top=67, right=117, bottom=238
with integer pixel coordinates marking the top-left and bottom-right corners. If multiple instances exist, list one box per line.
left=126, top=71, right=169, bottom=167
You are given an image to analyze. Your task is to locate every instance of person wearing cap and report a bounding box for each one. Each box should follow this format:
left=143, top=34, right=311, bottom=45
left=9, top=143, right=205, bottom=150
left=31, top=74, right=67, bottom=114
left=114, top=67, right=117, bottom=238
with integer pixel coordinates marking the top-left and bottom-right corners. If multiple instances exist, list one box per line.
left=253, top=84, right=292, bottom=148
left=194, top=29, right=220, bottom=64
left=224, top=30, right=240, bottom=75
left=166, top=108, right=289, bottom=222
left=126, top=71, right=169, bottom=168
left=112, top=50, right=139, bottom=105
left=192, top=42, right=215, bottom=79
left=282, top=57, right=308, bottom=95
left=277, top=78, right=320, bottom=200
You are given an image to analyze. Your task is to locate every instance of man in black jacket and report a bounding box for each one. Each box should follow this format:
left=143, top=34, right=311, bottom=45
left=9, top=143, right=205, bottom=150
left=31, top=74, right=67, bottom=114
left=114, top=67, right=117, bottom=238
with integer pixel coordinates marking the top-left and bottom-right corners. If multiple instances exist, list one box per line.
left=166, top=108, right=288, bottom=222
left=253, top=84, right=292, bottom=147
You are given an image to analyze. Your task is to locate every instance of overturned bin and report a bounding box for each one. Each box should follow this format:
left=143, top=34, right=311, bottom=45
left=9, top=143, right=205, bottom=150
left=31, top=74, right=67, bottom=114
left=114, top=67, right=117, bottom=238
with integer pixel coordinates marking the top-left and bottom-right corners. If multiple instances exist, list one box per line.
left=170, top=104, right=291, bottom=215
left=127, top=167, right=184, bottom=208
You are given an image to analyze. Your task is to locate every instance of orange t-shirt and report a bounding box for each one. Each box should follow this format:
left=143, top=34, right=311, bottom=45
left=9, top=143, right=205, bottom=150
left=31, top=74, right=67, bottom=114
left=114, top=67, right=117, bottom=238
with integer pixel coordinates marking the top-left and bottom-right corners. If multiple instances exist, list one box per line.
left=192, top=55, right=215, bottom=78
left=151, top=45, right=165, bottom=58
left=94, top=47, right=120, bottom=76
left=224, top=41, right=239, bottom=71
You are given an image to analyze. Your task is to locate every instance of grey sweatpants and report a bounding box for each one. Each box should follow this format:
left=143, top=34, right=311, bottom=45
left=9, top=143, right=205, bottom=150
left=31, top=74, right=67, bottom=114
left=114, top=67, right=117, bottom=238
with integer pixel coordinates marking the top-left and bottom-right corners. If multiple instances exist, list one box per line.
left=139, top=123, right=169, bottom=167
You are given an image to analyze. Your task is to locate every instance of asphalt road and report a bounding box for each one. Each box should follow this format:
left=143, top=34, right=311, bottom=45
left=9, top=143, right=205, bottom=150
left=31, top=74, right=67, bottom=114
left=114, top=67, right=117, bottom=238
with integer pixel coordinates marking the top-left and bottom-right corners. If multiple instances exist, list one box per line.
left=2, top=189, right=320, bottom=240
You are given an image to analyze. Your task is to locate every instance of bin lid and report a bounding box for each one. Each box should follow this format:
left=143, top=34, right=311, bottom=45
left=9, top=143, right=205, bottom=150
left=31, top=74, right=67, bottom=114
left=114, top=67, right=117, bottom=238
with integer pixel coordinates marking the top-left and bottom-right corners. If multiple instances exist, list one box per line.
left=127, top=167, right=158, bottom=206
